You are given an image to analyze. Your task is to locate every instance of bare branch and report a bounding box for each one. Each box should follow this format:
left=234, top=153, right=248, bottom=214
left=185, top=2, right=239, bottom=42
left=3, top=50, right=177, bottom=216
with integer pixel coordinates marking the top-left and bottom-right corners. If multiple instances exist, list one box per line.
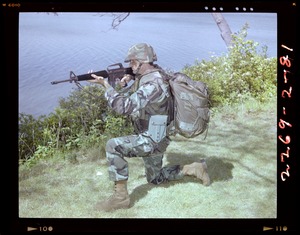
left=95, top=12, right=130, bottom=30
left=111, top=13, right=130, bottom=30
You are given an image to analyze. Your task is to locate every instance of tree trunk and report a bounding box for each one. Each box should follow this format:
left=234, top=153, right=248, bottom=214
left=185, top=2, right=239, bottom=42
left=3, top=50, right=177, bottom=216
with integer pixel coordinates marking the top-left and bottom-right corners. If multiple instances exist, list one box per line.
left=211, top=13, right=233, bottom=47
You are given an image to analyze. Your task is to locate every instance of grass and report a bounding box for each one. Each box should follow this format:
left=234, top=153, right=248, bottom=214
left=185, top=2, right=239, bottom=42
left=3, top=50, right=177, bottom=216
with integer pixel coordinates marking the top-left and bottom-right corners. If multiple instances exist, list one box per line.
left=19, top=96, right=277, bottom=219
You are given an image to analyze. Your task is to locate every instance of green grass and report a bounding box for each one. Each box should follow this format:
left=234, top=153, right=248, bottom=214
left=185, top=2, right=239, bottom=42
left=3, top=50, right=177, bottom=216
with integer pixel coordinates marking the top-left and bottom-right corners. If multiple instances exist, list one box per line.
left=19, top=97, right=277, bottom=218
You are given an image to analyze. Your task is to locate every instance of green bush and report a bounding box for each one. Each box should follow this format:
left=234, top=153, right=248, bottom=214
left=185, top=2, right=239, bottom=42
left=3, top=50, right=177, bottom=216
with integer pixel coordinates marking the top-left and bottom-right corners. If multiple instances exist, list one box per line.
left=19, top=113, right=47, bottom=163
left=182, top=23, right=277, bottom=107
left=19, top=85, right=133, bottom=164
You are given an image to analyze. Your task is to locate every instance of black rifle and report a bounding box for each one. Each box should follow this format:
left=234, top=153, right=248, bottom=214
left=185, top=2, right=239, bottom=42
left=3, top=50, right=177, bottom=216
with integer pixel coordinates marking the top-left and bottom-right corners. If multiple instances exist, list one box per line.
left=51, top=63, right=134, bottom=88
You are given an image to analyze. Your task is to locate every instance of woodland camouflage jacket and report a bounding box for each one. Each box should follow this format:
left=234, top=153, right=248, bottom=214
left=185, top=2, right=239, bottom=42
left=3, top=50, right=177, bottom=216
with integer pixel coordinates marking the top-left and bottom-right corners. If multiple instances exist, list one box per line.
left=105, top=68, right=172, bottom=134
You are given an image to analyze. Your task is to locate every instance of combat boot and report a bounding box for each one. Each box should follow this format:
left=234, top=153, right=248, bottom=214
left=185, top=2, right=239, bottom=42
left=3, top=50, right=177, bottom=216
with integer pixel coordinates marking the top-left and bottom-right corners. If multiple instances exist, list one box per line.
left=95, top=180, right=130, bottom=212
left=182, top=160, right=210, bottom=186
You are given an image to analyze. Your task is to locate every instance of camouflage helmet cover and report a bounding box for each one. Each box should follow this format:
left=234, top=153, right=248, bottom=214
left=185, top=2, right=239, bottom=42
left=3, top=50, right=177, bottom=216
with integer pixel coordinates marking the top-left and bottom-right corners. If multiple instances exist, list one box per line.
left=124, top=43, right=157, bottom=63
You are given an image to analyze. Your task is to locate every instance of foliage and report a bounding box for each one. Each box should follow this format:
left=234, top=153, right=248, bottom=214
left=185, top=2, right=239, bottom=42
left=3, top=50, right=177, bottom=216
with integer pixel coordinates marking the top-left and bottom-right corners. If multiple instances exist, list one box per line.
left=182, top=23, right=277, bottom=107
left=19, top=85, right=133, bottom=164
left=19, top=113, right=48, bottom=164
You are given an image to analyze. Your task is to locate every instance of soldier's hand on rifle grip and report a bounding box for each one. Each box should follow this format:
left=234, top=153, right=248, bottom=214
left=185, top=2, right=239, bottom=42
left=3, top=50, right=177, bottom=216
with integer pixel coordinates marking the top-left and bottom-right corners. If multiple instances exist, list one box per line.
left=120, top=74, right=133, bottom=87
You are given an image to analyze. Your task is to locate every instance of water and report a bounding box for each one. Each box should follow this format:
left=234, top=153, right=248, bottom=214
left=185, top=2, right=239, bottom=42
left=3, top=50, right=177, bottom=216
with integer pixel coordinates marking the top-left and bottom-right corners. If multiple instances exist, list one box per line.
left=19, top=12, right=277, bottom=117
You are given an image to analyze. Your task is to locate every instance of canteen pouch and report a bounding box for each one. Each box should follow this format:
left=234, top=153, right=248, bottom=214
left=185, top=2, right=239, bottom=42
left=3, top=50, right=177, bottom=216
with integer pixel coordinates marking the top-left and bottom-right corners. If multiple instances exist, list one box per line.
left=147, top=115, right=168, bottom=143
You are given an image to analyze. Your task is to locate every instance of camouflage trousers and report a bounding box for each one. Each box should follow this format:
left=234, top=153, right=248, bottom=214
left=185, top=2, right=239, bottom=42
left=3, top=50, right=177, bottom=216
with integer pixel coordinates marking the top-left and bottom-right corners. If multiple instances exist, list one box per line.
left=105, top=134, right=184, bottom=184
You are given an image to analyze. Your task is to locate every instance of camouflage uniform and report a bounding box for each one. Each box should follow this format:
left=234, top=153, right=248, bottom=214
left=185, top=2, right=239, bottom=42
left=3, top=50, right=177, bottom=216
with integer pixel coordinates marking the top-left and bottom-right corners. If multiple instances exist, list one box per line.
left=94, top=43, right=210, bottom=212
left=104, top=69, right=183, bottom=184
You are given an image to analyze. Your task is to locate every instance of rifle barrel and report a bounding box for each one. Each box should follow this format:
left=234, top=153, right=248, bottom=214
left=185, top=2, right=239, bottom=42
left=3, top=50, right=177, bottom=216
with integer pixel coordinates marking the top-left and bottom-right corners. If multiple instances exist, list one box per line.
left=51, top=79, right=73, bottom=85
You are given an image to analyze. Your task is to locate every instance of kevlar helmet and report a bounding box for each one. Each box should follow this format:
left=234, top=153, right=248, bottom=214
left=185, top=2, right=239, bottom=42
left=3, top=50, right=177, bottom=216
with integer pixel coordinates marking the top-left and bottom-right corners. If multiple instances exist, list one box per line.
left=124, top=43, right=157, bottom=63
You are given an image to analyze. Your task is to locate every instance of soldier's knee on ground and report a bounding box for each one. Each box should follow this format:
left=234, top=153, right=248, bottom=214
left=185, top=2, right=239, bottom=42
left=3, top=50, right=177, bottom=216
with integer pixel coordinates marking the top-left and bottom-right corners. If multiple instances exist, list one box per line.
left=106, top=138, right=117, bottom=153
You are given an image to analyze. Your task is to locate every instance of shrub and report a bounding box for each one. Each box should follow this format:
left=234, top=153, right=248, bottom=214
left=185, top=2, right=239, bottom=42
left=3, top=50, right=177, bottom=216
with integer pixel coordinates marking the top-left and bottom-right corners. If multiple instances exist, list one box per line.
left=182, top=23, right=277, bottom=107
left=19, top=85, right=133, bottom=164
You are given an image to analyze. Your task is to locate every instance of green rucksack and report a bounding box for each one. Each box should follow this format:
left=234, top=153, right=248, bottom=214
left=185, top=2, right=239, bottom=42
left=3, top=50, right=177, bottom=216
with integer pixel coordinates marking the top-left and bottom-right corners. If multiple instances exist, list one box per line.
left=166, top=72, right=211, bottom=139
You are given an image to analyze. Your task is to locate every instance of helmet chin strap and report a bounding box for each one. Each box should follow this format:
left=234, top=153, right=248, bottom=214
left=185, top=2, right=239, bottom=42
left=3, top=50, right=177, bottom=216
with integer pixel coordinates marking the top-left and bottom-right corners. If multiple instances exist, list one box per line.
left=134, top=61, right=143, bottom=75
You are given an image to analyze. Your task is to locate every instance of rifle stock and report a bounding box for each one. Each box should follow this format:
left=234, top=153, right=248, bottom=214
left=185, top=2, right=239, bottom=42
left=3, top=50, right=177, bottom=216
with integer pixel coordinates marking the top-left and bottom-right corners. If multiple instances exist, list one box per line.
left=51, top=63, right=134, bottom=87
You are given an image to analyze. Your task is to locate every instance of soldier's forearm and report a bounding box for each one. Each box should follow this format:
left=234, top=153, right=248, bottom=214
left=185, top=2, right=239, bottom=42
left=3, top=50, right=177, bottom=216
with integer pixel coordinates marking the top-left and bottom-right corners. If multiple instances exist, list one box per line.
left=103, top=80, right=112, bottom=89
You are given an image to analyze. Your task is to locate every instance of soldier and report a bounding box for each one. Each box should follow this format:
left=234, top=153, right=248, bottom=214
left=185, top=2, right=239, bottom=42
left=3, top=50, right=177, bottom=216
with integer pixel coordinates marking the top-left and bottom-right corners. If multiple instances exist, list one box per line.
left=90, top=43, right=210, bottom=212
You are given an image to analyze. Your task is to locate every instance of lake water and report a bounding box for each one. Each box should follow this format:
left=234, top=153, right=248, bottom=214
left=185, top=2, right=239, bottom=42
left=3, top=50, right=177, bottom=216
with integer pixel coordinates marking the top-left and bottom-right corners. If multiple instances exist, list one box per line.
left=19, top=12, right=277, bottom=117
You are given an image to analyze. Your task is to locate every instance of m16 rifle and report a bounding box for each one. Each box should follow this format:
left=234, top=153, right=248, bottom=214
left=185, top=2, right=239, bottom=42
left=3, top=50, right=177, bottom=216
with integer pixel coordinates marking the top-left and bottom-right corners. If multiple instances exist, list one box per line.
left=51, top=63, right=134, bottom=88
